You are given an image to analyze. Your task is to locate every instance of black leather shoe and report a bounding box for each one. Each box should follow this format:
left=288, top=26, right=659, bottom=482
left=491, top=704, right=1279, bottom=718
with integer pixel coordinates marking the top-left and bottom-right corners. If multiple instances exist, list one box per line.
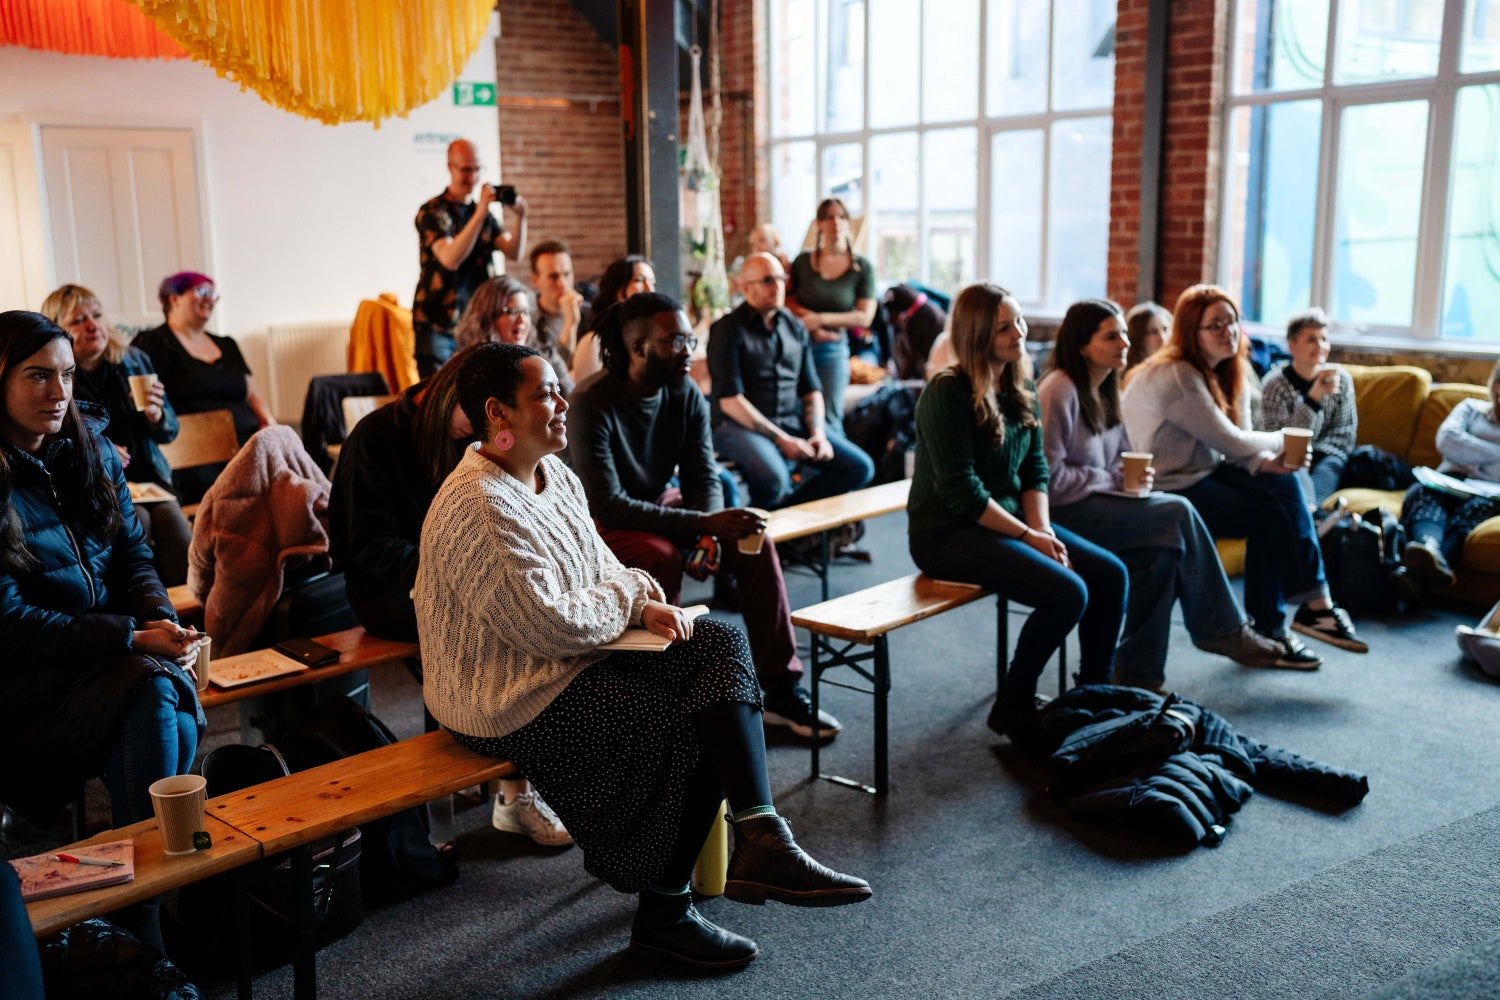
left=629, top=892, right=758, bottom=969
left=723, top=815, right=871, bottom=907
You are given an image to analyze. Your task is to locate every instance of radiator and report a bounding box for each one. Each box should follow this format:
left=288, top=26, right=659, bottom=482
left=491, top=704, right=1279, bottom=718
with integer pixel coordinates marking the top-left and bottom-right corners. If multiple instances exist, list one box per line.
left=263, top=319, right=351, bottom=424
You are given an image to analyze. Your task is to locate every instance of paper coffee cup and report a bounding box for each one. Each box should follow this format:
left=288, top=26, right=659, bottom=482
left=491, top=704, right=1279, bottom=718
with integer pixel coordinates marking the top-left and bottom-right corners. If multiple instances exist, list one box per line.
left=1121, top=452, right=1152, bottom=493
left=193, top=635, right=212, bottom=693
left=150, top=774, right=208, bottom=855
left=737, top=508, right=771, bottom=554
left=128, top=374, right=157, bottom=412
left=1282, top=427, right=1313, bottom=466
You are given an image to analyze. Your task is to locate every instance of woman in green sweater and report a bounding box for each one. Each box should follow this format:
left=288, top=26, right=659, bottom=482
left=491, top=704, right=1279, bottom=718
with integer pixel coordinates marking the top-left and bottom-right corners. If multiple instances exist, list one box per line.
left=908, top=283, right=1127, bottom=737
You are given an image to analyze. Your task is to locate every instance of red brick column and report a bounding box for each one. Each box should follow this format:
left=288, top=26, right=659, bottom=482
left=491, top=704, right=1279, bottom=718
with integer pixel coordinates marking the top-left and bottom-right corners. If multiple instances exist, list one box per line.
left=1108, top=0, right=1230, bottom=312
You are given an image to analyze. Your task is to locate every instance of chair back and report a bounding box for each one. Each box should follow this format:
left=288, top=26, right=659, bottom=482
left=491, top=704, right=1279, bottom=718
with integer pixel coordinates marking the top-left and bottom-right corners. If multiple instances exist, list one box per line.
left=341, top=394, right=398, bottom=436
left=160, top=410, right=240, bottom=470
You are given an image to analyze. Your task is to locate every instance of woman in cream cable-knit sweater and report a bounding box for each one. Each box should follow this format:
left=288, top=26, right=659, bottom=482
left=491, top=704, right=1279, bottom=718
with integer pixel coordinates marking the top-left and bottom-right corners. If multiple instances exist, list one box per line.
left=415, top=343, right=869, bottom=970
left=1121, top=284, right=1366, bottom=660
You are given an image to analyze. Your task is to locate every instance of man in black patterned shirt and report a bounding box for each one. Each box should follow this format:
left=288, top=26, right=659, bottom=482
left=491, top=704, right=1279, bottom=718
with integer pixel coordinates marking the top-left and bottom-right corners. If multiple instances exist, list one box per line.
left=411, top=139, right=528, bottom=376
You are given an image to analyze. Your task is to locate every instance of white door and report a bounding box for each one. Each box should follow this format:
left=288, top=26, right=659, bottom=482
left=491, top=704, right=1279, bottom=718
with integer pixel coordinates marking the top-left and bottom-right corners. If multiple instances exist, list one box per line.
left=41, top=126, right=205, bottom=329
left=0, top=123, right=50, bottom=312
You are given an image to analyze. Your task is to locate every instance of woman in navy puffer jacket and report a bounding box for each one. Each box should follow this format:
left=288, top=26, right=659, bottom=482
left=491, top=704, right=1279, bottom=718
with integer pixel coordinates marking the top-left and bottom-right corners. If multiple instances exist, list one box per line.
left=0, top=311, right=204, bottom=830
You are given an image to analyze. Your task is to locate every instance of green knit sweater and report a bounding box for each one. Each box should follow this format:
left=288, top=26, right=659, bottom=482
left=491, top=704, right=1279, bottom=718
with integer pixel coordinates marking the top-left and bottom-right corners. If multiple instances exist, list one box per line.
left=908, top=369, right=1050, bottom=535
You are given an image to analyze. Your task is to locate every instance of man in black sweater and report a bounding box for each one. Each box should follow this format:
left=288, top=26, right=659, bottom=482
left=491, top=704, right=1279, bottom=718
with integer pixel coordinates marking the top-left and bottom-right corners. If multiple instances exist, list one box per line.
left=568, top=293, right=839, bottom=741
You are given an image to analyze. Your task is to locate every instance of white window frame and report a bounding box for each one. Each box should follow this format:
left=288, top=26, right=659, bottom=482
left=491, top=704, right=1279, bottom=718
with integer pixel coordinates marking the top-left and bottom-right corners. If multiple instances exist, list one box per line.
left=1220, top=0, right=1500, bottom=348
left=767, top=0, right=1116, bottom=312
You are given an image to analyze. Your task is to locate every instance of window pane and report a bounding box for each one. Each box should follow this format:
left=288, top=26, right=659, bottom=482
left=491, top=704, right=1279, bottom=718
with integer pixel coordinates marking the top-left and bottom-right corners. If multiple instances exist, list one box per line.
left=772, top=142, right=818, bottom=256
left=1232, top=0, right=1329, bottom=94
left=1464, top=0, right=1500, bottom=72
left=771, top=0, right=817, bottom=137
left=869, top=133, right=919, bottom=282
left=824, top=0, right=865, bottom=132
left=986, top=0, right=1048, bottom=117
left=924, top=128, right=977, bottom=292
left=923, top=0, right=979, bottom=122
left=868, top=0, right=920, bottom=128
left=822, top=142, right=864, bottom=216
left=1334, top=0, right=1441, bottom=84
left=1224, top=101, right=1322, bottom=325
left=989, top=130, right=1044, bottom=302
left=1046, top=117, right=1111, bottom=308
left=1441, top=85, right=1500, bottom=341
left=1051, top=0, right=1115, bottom=111
left=1331, top=101, right=1429, bottom=327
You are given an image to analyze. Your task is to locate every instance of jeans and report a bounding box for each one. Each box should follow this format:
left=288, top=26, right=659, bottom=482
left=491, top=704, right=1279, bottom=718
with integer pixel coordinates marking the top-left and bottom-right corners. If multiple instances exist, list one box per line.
left=102, top=674, right=199, bottom=828
left=712, top=421, right=875, bottom=510
left=134, top=498, right=193, bottom=587
left=909, top=522, right=1127, bottom=694
left=810, top=335, right=851, bottom=428
left=1174, top=464, right=1329, bottom=636
left=414, top=328, right=456, bottom=378
left=596, top=522, right=804, bottom=691
left=1307, top=453, right=1347, bottom=506
left=1054, top=492, right=1247, bottom=687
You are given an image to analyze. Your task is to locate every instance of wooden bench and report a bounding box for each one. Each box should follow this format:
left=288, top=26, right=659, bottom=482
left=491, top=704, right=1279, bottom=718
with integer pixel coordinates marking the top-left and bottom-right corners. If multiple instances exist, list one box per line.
left=168, top=583, right=202, bottom=622
left=793, top=573, right=1068, bottom=795
left=30, top=729, right=512, bottom=1000
left=766, top=478, right=911, bottom=600
left=198, top=626, right=419, bottom=711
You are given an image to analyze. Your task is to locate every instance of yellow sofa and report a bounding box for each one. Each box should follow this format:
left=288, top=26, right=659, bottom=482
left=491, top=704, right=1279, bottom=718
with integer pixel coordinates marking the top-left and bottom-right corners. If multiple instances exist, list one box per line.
left=1216, top=364, right=1497, bottom=606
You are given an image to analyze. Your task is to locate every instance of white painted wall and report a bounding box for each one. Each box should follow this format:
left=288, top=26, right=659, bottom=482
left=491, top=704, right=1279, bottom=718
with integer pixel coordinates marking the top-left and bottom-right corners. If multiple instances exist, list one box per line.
left=0, top=14, right=503, bottom=352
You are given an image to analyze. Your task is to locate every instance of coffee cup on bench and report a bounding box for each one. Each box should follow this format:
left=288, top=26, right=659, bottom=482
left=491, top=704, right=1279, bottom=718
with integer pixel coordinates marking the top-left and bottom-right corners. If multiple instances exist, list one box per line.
left=150, top=774, right=208, bottom=855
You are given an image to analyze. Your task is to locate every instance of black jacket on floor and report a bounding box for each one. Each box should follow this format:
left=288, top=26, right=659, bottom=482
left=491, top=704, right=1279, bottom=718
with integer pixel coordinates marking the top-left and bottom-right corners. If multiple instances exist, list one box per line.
left=1023, top=686, right=1369, bottom=848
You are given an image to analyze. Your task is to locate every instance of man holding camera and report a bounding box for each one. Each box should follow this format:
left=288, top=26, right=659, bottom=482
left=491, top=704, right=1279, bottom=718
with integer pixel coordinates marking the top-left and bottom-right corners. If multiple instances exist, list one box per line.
left=411, top=138, right=528, bottom=375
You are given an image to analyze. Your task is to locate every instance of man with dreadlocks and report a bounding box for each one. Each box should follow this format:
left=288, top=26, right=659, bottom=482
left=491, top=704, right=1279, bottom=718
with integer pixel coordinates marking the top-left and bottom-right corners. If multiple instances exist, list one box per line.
left=567, top=293, right=840, bottom=741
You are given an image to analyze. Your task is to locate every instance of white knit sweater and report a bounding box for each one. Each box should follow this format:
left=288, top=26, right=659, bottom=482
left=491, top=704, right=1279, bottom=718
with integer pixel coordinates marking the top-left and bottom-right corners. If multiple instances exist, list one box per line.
left=414, top=446, right=666, bottom=738
left=1121, top=360, right=1283, bottom=491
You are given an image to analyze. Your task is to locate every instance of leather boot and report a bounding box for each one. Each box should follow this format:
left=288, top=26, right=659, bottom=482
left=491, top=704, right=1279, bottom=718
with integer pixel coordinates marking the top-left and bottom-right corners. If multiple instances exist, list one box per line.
left=723, top=814, right=871, bottom=907
left=629, top=891, right=758, bottom=969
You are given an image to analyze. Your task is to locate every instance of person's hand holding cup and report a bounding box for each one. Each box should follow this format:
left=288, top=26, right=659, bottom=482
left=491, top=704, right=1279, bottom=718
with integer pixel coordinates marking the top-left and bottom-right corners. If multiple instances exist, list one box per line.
left=128, top=373, right=158, bottom=413
left=1308, top=364, right=1340, bottom=403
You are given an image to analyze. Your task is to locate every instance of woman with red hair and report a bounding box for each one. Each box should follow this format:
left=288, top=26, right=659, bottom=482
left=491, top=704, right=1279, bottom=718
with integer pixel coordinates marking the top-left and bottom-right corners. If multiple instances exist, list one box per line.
left=1121, top=284, right=1367, bottom=663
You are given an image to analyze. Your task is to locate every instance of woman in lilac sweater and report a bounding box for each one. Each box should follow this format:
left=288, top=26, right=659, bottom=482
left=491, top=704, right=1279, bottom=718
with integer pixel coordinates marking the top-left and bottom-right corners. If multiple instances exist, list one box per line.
left=1039, top=299, right=1289, bottom=688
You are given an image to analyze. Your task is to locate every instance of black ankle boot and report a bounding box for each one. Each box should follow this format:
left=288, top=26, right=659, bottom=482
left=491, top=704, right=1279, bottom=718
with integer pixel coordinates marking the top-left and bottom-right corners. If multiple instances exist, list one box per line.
left=629, top=891, right=758, bottom=969
left=723, top=814, right=871, bottom=907
left=986, top=689, right=1045, bottom=743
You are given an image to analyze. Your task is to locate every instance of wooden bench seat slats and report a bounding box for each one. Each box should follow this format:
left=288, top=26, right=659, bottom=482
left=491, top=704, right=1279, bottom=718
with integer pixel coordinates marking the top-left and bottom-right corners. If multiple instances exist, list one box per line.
left=197, top=627, right=419, bottom=709
left=27, top=815, right=260, bottom=937
left=207, top=729, right=514, bottom=855
left=765, top=479, right=910, bottom=544
left=791, top=573, right=989, bottom=643
left=168, top=583, right=201, bottom=621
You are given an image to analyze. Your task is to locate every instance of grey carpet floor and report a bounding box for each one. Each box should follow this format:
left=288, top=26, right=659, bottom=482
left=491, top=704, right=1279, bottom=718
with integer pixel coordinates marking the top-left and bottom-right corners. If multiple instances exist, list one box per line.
left=12, top=508, right=1499, bottom=998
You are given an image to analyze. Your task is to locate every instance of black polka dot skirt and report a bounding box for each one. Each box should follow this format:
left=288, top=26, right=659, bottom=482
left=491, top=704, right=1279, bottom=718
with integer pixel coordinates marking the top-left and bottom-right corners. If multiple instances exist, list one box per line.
left=449, top=617, right=761, bottom=892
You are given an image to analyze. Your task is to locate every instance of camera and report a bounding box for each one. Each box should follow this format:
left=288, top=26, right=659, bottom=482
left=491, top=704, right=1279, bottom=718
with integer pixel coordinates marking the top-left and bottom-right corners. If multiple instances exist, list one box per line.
left=489, top=184, right=518, bottom=206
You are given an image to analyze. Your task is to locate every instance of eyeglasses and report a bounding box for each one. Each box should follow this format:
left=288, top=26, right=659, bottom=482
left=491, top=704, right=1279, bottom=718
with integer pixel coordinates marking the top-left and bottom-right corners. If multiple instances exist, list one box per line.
left=1198, top=318, right=1239, bottom=334
left=450, top=165, right=481, bottom=174
left=192, top=284, right=219, bottom=303
left=655, top=334, right=699, bottom=352
left=747, top=275, right=788, bottom=287
left=818, top=214, right=849, bottom=222
left=497, top=307, right=530, bottom=319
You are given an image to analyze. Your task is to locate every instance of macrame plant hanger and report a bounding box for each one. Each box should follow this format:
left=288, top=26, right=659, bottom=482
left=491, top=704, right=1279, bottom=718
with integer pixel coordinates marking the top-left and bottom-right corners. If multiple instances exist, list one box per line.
left=680, top=0, right=729, bottom=325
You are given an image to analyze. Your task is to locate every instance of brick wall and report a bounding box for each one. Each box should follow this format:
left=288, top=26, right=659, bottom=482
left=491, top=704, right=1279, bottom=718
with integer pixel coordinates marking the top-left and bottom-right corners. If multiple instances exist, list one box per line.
left=495, top=0, right=626, bottom=283
left=1108, top=0, right=1228, bottom=313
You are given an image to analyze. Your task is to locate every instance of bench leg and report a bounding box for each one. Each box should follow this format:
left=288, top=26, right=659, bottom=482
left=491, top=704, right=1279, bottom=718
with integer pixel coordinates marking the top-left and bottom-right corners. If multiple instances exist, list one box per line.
left=996, top=599, right=1008, bottom=694
left=810, top=633, right=822, bottom=783
left=818, top=531, right=831, bottom=601
left=872, top=636, right=890, bottom=796
left=293, top=845, right=318, bottom=1000
left=808, top=633, right=886, bottom=795
left=234, top=868, right=254, bottom=1000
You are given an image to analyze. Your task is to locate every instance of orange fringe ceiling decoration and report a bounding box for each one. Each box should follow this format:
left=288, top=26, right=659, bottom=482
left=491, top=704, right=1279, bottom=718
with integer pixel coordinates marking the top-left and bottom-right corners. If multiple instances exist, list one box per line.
left=0, top=0, right=187, bottom=59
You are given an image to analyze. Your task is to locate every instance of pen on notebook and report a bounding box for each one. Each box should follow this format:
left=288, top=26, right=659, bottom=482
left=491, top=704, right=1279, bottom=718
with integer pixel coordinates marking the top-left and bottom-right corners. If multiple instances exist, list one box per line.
left=51, top=853, right=125, bottom=867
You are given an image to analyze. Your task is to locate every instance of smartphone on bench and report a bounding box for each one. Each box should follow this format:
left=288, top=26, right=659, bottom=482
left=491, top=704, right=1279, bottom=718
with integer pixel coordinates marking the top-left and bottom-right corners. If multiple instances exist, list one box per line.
left=273, top=637, right=341, bottom=668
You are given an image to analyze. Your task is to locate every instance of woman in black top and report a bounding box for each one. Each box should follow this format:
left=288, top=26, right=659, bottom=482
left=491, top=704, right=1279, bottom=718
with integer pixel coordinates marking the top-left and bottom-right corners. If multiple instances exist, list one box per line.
left=40, top=284, right=192, bottom=585
left=133, top=271, right=276, bottom=500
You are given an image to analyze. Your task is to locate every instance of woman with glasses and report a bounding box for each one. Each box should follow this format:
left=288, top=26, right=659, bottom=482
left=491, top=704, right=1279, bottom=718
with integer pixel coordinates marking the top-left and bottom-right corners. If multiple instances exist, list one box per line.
left=571, top=254, right=657, bottom=386
left=39, top=284, right=193, bottom=586
left=135, top=272, right=275, bottom=500
left=786, top=197, right=876, bottom=427
left=1121, top=284, right=1366, bottom=662
left=455, top=276, right=537, bottom=350
left=907, top=283, right=1127, bottom=739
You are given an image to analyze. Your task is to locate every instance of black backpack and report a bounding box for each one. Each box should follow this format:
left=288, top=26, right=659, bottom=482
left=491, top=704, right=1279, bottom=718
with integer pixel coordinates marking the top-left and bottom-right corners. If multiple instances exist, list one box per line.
left=842, top=383, right=918, bottom=485
left=1322, top=507, right=1410, bottom=614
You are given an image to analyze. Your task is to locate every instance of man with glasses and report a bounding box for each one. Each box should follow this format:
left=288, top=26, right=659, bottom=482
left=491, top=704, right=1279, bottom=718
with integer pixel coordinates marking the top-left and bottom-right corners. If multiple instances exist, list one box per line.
left=568, top=292, right=841, bottom=740
left=411, top=139, right=528, bottom=376
left=708, top=253, right=874, bottom=511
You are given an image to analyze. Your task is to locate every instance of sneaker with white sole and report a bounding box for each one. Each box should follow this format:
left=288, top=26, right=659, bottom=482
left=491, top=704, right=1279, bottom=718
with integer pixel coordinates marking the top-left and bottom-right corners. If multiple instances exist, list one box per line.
left=492, top=790, right=573, bottom=847
left=1291, top=604, right=1369, bottom=654
left=1193, top=623, right=1287, bottom=668
left=1255, top=629, right=1324, bottom=670
left=762, top=683, right=841, bottom=740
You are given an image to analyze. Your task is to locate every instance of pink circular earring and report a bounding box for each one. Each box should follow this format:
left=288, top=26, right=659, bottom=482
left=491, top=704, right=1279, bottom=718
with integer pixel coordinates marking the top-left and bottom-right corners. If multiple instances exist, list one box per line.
left=493, top=429, right=515, bottom=452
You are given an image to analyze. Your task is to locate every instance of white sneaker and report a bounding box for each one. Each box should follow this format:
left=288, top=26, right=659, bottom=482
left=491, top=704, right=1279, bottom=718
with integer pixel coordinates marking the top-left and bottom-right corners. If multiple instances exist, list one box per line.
left=491, top=790, right=573, bottom=847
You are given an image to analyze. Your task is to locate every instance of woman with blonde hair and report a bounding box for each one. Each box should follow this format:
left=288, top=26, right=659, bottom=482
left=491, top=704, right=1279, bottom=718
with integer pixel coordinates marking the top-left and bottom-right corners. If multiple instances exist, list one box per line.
left=1121, top=284, right=1365, bottom=660
left=907, top=283, right=1126, bottom=737
left=40, top=283, right=192, bottom=585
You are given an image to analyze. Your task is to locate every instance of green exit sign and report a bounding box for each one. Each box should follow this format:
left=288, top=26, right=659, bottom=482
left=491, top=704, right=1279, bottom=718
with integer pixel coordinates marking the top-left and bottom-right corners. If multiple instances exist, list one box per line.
left=453, top=82, right=496, bottom=106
